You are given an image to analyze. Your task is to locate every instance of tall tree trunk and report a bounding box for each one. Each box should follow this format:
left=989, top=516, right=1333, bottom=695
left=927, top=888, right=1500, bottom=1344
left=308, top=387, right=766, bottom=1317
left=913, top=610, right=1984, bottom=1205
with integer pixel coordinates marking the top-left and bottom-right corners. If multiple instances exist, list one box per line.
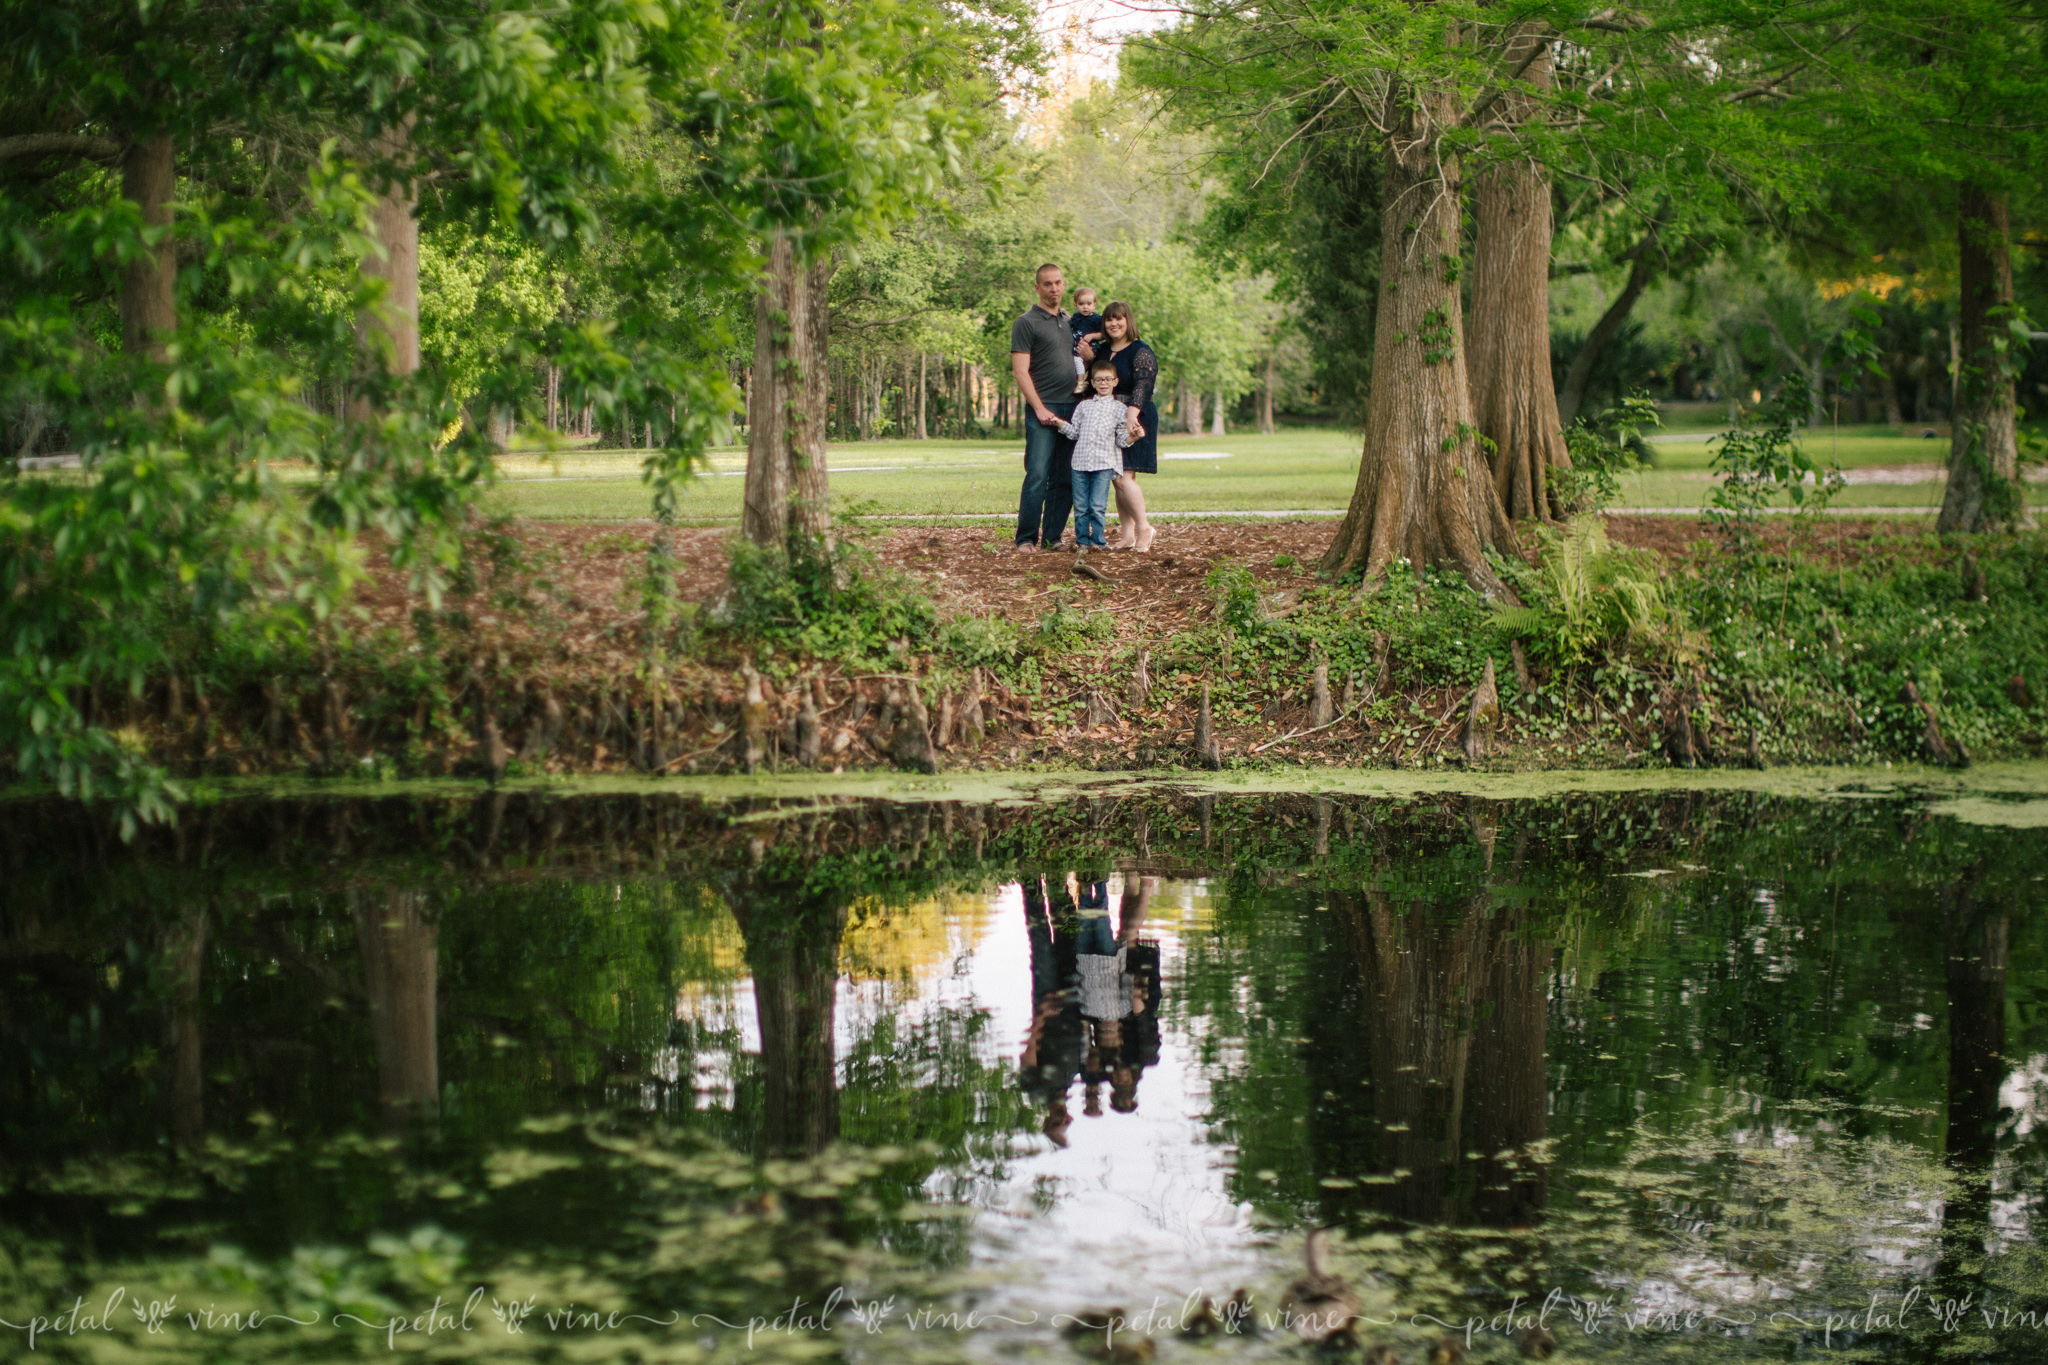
left=356, top=149, right=420, bottom=382
left=916, top=352, right=928, bottom=439
left=1555, top=242, right=1655, bottom=427
left=1210, top=391, right=1226, bottom=435
left=1878, top=365, right=1905, bottom=425
left=1180, top=382, right=1201, bottom=434
left=1321, top=84, right=1514, bottom=598
left=1259, top=353, right=1275, bottom=434
left=1468, top=28, right=1569, bottom=522
left=1938, top=186, right=2023, bottom=533
left=743, top=231, right=832, bottom=551
left=355, top=889, right=438, bottom=1123
left=119, top=133, right=177, bottom=364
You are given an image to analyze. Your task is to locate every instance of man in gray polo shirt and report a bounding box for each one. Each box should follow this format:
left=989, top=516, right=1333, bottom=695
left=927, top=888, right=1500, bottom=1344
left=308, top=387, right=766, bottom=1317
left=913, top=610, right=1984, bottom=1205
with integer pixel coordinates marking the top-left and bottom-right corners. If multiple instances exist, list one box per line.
left=1010, top=262, right=1078, bottom=551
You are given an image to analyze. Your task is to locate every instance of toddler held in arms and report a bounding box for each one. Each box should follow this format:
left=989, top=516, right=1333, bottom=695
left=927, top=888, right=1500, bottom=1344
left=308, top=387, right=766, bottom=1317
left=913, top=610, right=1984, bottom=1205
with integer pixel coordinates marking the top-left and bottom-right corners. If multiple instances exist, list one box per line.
left=1069, top=287, right=1105, bottom=394
left=1054, top=360, right=1141, bottom=552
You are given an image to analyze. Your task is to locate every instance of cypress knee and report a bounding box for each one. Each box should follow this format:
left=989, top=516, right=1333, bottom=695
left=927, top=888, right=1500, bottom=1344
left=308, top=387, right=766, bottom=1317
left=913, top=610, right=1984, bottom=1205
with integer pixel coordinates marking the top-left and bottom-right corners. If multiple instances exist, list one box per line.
left=1902, top=679, right=1970, bottom=768
left=1194, top=683, right=1222, bottom=769
left=1961, top=554, right=1988, bottom=603
left=889, top=688, right=938, bottom=774
left=1510, top=640, right=1533, bottom=696
left=1086, top=690, right=1119, bottom=728
left=962, top=668, right=986, bottom=748
left=478, top=715, right=509, bottom=785
left=795, top=687, right=822, bottom=766
left=1463, top=658, right=1500, bottom=762
left=1660, top=685, right=1697, bottom=768
left=739, top=666, right=771, bottom=773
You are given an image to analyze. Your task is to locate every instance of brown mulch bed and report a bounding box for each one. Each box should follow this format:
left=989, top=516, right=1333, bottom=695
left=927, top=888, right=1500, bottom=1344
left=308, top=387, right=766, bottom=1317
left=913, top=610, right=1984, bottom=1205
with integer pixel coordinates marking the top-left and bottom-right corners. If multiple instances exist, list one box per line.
left=867, top=521, right=1333, bottom=637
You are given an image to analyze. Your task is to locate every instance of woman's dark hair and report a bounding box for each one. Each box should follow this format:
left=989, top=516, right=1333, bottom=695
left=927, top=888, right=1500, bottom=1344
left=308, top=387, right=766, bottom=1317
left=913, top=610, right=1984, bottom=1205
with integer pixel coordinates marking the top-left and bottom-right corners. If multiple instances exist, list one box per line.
left=1101, top=300, right=1141, bottom=341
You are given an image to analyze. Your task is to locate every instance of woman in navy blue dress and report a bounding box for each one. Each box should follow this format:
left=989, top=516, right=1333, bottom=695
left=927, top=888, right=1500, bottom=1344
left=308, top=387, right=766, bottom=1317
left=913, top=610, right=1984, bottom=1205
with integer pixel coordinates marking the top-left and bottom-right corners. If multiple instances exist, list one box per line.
left=1095, top=301, right=1158, bottom=551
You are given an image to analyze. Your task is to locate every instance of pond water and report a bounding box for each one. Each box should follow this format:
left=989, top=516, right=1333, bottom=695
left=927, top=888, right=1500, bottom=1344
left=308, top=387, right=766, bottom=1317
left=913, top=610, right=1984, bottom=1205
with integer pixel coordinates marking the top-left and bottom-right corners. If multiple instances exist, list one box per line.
left=4, top=784, right=2046, bottom=1363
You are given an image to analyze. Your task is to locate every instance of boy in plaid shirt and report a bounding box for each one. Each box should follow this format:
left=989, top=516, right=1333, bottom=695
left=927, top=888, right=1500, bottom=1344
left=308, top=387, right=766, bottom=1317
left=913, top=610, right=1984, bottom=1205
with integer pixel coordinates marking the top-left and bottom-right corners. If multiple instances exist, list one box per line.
left=1053, top=359, right=1140, bottom=551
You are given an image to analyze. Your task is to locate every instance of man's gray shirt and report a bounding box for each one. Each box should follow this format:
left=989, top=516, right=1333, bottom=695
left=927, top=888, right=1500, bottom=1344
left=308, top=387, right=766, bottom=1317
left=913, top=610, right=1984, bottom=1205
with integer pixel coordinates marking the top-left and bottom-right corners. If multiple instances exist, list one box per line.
left=1010, top=304, right=1075, bottom=407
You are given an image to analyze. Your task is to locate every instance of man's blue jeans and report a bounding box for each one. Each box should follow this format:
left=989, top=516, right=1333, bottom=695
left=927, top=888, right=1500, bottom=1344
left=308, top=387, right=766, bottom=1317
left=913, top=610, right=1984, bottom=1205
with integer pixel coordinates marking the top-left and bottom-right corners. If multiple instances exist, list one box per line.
left=1016, top=403, right=1076, bottom=547
left=1070, top=468, right=1113, bottom=548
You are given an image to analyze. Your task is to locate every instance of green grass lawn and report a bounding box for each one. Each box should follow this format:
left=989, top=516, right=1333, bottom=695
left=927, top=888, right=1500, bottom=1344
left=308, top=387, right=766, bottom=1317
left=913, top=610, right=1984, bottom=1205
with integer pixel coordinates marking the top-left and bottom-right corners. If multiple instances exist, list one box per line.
left=490, top=421, right=2034, bottom=522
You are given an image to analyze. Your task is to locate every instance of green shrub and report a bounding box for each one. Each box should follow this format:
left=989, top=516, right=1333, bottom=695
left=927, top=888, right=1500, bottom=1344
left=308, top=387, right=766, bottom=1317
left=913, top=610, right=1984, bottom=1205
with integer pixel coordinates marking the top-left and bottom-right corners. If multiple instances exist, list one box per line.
left=937, top=613, right=1022, bottom=669
left=1556, top=393, right=1659, bottom=514
left=1206, top=561, right=1266, bottom=634
left=1705, top=374, right=1843, bottom=561
left=719, top=527, right=937, bottom=662
left=1703, top=532, right=2048, bottom=758
left=1032, top=598, right=1116, bottom=653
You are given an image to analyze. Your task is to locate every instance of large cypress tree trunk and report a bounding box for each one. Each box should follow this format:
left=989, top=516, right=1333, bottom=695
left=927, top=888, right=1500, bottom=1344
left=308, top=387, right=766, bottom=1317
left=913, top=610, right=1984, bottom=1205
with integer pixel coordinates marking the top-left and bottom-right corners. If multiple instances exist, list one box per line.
left=1938, top=186, right=2022, bottom=533
left=1322, top=83, right=1514, bottom=598
left=743, top=232, right=833, bottom=551
left=119, top=133, right=177, bottom=363
left=1468, top=29, right=1569, bottom=523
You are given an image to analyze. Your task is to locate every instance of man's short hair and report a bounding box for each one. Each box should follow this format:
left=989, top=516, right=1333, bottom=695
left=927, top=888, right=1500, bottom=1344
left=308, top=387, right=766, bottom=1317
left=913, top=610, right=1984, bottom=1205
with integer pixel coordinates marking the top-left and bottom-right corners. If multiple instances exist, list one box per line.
left=1035, top=262, right=1062, bottom=280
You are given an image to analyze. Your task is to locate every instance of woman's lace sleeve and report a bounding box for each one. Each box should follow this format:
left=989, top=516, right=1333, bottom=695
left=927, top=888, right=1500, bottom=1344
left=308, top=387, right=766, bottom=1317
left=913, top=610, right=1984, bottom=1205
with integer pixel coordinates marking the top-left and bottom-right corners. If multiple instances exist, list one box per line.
left=1126, top=346, right=1157, bottom=410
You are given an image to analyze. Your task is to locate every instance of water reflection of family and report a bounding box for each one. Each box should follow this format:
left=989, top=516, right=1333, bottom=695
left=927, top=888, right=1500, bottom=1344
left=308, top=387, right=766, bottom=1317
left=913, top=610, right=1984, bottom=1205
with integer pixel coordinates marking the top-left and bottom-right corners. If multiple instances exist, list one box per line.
left=1020, top=873, right=1162, bottom=1147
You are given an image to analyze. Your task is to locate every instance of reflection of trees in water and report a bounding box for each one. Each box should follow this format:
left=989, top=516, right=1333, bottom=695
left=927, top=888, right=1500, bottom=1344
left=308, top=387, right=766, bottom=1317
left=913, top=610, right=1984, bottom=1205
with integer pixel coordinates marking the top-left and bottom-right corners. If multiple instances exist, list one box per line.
left=718, top=871, right=849, bottom=1158
left=353, top=890, right=440, bottom=1125
left=1176, top=796, right=2048, bottom=1356
left=164, top=907, right=208, bottom=1151
left=1934, top=858, right=2008, bottom=1327
left=9, top=787, right=2048, bottom=1350
left=1323, top=809, right=1549, bottom=1230
left=1178, top=801, right=1557, bottom=1233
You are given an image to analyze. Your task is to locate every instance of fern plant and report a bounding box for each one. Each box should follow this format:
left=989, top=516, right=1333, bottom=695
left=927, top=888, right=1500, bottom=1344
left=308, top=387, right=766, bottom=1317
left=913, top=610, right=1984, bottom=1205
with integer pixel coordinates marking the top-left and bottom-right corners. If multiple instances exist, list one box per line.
left=1491, top=517, right=1702, bottom=667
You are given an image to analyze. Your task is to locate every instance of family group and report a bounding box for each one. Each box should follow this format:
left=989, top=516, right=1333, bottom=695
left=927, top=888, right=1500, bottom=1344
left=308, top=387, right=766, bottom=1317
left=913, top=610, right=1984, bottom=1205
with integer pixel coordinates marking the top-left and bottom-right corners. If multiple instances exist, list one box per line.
left=1008, top=262, right=1162, bottom=558
left=1019, top=873, right=1162, bottom=1147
